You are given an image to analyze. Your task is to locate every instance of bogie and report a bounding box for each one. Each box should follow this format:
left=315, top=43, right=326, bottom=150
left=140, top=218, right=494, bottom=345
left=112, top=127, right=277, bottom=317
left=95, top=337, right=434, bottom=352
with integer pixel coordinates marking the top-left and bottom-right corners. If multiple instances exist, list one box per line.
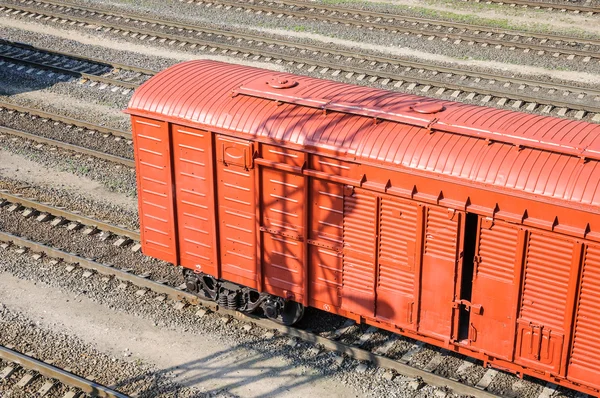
left=184, top=269, right=305, bottom=326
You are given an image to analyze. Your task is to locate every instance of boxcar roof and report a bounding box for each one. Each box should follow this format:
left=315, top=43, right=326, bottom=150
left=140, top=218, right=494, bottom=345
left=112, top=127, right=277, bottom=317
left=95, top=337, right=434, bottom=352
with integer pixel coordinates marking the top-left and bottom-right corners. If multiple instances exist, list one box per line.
left=127, top=60, right=600, bottom=208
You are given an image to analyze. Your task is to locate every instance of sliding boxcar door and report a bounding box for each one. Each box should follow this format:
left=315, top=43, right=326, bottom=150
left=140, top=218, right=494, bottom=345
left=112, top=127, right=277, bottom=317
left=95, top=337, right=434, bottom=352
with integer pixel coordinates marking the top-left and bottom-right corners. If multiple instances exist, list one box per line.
left=468, top=219, right=521, bottom=359
left=419, top=205, right=464, bottom=340
left=260, top=167, right=305, bottom=300
left=131, top=116, right=178, bottom=265
left=341, top=188, right=377, bottom=316
left=171, top=125, right=217, bottom=276
left=376, top=196, right=420, bottom=329
left=568, top=242, right=600, bottom=390
left=308, top=179, right=344, bottom=310
left=215, top=135, right=257, bottom=288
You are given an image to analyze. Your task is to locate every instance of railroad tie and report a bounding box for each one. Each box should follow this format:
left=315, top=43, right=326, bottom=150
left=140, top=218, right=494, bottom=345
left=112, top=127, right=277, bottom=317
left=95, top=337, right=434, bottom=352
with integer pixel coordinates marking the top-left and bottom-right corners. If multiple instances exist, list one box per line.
left=399, top=341, right=425, bottom=364
left=332, top=319, right=356, bottom=340
left=475, top=368, right=499, bottom=390
left=356, top=326, right=378, bottom=347
left=373, top=335, right=399, bottom=356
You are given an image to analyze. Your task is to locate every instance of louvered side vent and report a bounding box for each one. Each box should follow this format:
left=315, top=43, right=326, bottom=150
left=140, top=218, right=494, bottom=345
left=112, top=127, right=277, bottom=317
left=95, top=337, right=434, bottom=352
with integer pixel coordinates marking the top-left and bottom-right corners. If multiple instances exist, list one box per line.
left=378, top=198, right=418, bottom=295
left=418, top=206, right=460, bottom=339
left=568, top=244, right=600, bottom=390
left=342, top=191, right=377, bottom=315
left=477, top=222, right=518, bottom=283
left=469, top=220, right=520, bottom=359
left=516, top=231, right=574, bottom=373
left=376, top=197, right=418, bottom=327
left=520, top=232, right=572, bottom=330
left=424, top=207, right=457, bottom=261
left=309, top=180, right=344, bottom=309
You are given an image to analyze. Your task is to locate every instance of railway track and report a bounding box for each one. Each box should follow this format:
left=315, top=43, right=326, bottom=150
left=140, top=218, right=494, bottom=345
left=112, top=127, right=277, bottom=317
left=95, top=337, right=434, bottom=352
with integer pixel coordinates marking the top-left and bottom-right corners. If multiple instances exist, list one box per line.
left=2, top=1, right=600, bottom=122
left=0, top=101, right=131, bottom=139
left=0, top=344, right=128, bottom=397
left=0, top=101, right=134, bottom=167
left=0, top=39, right=156, bottom=92
left=0, top=194, right=581, bottom=398
left=0, top=229, right=502, bottom=397
left=181, top=0, right=600, bottom=62
left=0, top=190, right=140, bottom=242
left=463, top=0, right=599, bottom=15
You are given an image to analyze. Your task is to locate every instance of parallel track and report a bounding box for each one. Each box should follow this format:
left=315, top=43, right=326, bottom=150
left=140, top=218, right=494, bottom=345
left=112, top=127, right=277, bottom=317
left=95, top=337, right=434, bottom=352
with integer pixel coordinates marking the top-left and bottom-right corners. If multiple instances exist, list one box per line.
left=0, top=101, right=134, bottom=167
left=0, top=194, right=585, bottom=397
left=462, top=0, right=599, bottom=15
left=0, top=125, right=134, bottom=167
left=2, top=0, right=600, bottom=121
left=183, top=0, right=600, bottom=61
left=0, top=344, right=128, bottom=397
left=0, top=225, right=502, bottom=398
left=0, top=39, right=156, bottom=92
left=0, top=101, right=131, bottom=139
left=0, top=191, right=140, bottom=241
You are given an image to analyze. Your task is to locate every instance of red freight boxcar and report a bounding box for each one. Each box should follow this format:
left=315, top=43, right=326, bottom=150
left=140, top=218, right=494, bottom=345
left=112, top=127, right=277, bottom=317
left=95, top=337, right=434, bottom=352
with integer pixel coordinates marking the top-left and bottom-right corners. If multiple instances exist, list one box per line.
left=126, top=60, right=600, bottom=395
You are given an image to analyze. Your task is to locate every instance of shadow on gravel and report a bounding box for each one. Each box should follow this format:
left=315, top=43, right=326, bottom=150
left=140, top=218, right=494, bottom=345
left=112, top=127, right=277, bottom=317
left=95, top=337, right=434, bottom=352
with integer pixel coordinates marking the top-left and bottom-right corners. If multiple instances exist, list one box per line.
left=0, top=67, right=60, bottom=97
left=113, top=335, right=352, bottom=398
left=0, top=39, right=116, bottom=97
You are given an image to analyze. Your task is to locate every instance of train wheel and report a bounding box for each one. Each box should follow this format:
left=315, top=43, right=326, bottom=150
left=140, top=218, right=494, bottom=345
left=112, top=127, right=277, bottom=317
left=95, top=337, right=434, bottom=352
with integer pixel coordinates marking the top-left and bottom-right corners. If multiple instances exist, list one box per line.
left=265, top=299, right=305, bottom=326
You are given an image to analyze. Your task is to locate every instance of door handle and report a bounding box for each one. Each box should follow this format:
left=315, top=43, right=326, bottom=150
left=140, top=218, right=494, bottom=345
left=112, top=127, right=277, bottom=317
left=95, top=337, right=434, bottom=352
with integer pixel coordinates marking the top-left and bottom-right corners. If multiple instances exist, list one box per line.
left=453, top=299, right=483, bottom=315
left=470, top=323, right=477, bottom=342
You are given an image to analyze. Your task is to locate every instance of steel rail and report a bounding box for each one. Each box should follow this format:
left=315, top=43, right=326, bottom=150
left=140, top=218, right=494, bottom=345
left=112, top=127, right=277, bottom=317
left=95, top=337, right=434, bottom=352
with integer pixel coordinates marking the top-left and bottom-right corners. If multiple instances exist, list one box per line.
left=462, top=0, right=599, bottom=14
left=0, top=230, right=500, bottom=398
left=3, top=1, right=600, bottom=114
left=14, top=0, right=600, bottom=61
left=0, top=52, right=140, bottom=90
left=195, top=0, right=600, bottom=54
left=0, top=101, right=131, bottom=139
left=0, top=344, right=129, bottom=398
left=0, top=125, right=135, bottom=167
left=0, top=190, right=140, bottom=240
left=0, top=38, right=158, bottom=76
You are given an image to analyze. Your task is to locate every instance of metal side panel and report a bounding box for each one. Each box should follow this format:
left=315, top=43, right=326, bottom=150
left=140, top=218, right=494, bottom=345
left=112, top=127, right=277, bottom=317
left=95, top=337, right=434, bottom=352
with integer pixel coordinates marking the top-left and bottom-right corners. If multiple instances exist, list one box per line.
left=215, top=135, right=257, bottom=288
left=567, top=243, right=600, bottom=390
left=419, top=205, right=463, bottom=341
left=308, top=179, right=344, bottom=311
left=342, top=189, right=377, bottom=316
left=171, top=124, right=217, bottom=275
left=469, top=220, right=521, bottom=360
left=260, top=167, right=305, bottom=299
left=376, top=196, right=419, bottom=329
left=515, top=231, right=574, bottom=374
left=131, top=116, right=178, bottom=264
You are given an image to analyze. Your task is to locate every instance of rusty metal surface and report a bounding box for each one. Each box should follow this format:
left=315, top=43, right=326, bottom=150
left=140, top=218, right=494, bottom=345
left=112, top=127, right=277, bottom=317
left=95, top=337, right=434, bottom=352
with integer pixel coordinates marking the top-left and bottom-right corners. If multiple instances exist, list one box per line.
left=0, top=125, right=135, bottom=167
left=0, top=345, right=128, bottom=398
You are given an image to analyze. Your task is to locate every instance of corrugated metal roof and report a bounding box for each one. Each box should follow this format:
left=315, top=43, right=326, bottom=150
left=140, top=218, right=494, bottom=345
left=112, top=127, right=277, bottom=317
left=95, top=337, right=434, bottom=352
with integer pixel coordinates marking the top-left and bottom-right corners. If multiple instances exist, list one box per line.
left=127, top=60, right=600, bottom=207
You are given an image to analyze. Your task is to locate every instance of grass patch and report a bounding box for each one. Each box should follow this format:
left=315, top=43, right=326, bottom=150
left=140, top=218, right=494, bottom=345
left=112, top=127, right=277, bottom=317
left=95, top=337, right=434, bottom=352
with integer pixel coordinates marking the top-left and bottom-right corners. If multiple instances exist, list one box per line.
left=313, top=0, right=599, bottom=39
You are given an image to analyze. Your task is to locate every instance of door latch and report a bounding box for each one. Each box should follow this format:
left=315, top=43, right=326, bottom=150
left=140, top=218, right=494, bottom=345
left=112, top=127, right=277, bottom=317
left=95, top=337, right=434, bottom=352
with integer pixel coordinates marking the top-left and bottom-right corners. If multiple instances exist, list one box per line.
left=453, top=299, right=483, bottom=315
